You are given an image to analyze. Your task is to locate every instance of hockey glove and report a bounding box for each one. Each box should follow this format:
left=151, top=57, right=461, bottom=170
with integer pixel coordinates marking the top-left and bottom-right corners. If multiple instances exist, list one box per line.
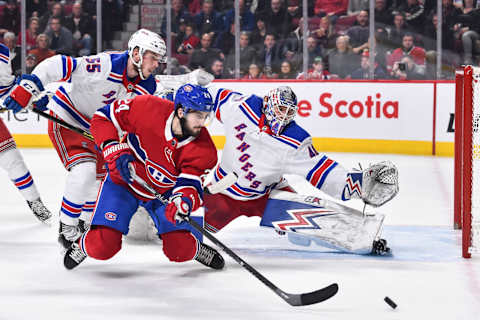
left=103, top=142, right=134, bottom=184
left=165, top=194, right=192, bottom=225
left=4, top=74, right=46, bottom=113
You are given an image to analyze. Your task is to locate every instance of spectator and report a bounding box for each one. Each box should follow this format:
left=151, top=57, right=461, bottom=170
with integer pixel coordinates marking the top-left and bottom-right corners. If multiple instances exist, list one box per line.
left=250, top=16, right=268, bottom=50
left=387, top=12, right=411, bottom=49
left=454, top=0, right=480, bottom=64
left=326, top=35, right=358, bottom=78
left=224, top=0, right=255, bottom=32
left=17, top=17, right=40, bottom=51
left=45, top=17, right=73, bottom=55
left=243, top=63, right=268, bottom=79
left=177, top=23, right=200, bottom=55
left=259, top=0, right=293, bottom=39
left=2, top=32, right=21, bottom=75
left=0, top=0, right=21, bottom=35
left=185, top=0, right=202, bottom=15
left=208, top=59, right=231, bottom=79
left=39, top=2, right=64, bottom=33
left=28, top=33, right=55, bottom=64
left=350, top=50, right=388, bottom=79
left=297, top=56, right=331, bottom=79
left=277, top=60, right=297, bottom=79
left=313, top=16, right=337, bottom=50
left=258, top=33, right=284, bottom=74
left=194, top=0, right=223, bottom=42
left=396, top=0, right=425, bottom=34
left=298, top=35, right=324, bottom=69
left=189, top=33, right=224, bottom=69
left=25, top=53, right=37, bottom=74
left=215, top=22, right=235, bottom=56
left=374, top=0, right=393, bottom=27
left=225, top=31, right=257, bottom=75
left=314, top=0, right=349, bottom=21
left=161, top=0, right=192, bottom=38
left=387, top=32, right=425, bottom=75
left=346, top=10, right=370, bottom=54
left=348, top=0, right=369, bottom=16
left=391, top=54, right=425, bottom=79
left=64, top=1, right=95, bottom=56
left=164, top=57, right=191, bottom=75
left=27, top=0, right=48, bottom=19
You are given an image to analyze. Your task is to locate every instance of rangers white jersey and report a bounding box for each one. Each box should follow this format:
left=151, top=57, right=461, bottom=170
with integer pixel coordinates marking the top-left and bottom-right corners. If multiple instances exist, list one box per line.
left=0, top=44, right=15, bottom=102
left=207, top=86, right=351, bottom=201
left=32, top=51, right=157, bottom=130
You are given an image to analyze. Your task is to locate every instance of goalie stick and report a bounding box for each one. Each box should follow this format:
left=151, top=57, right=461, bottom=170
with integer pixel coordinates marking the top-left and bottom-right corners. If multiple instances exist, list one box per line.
left=128, top=164, right=339, bottom=306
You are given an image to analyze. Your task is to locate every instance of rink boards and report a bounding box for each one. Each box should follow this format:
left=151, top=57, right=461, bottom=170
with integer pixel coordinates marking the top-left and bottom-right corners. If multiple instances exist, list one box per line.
left=0, top=79, right=455, bottom=156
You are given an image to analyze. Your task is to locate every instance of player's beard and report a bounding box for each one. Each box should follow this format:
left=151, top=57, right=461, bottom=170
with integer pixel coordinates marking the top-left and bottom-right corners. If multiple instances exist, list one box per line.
left=179, top=117, right=201, bottom=138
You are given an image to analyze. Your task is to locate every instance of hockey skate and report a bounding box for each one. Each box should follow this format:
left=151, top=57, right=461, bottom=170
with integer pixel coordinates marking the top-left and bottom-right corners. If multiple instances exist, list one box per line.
left=195, top=243, right=225, bottom=270
left=58, top=222, right=83, bottom=251
left=371, top=239, right=391, bottom=256
left=27, top=198, right=52, bottom=225
left=78, top=219, right=90, bottom=233
left=64, top=243, right=87, bottom=270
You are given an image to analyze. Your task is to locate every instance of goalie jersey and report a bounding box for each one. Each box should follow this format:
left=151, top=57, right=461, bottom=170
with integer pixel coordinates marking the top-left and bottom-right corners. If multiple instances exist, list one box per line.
left=207, top=87, right=351, bottom=201
left=31, top=51, right=156, bottom=130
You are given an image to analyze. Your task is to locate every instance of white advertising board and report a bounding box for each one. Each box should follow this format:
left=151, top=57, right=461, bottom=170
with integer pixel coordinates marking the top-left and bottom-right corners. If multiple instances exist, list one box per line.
left=210, top=81, right=434, bottom=141
left=435, top=82, right=456, bottom=143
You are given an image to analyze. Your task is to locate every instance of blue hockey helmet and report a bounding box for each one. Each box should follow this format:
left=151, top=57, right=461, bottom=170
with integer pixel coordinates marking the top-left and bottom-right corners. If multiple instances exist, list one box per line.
left=263, top=86, right=298, bottom=136
left=174, top=84, right=214, bottom=115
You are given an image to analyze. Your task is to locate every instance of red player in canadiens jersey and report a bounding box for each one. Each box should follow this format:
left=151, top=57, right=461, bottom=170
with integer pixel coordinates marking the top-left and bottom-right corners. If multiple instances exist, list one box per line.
left=63, top=84, right=225, bottom=270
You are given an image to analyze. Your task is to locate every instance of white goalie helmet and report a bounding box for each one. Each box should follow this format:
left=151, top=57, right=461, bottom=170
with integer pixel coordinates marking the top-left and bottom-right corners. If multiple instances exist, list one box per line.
left=128, top=29, right=167, bottom=80
left=263, top=86, right=298, bottom=136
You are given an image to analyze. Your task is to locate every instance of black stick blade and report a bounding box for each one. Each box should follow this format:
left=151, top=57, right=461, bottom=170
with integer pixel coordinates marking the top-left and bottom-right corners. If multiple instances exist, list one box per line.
left=285, top=283, right=339, bottom=306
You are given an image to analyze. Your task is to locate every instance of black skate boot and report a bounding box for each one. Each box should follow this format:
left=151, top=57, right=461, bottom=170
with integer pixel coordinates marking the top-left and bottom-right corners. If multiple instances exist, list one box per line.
left=78, top=219, right=90, bottom=233
left=27, top=198, right=52, bottom=225
left=64, top=243, right=87, bottom=270
left=371, top=239, right=391, bottom=256
left=195, top=243, right=225, bottom=270
left=58, top=222, right=82, bottom=251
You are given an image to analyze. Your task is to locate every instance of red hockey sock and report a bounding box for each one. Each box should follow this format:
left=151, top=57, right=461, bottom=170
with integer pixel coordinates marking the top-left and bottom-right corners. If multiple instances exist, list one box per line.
left=162, top=230, right=197, bottom=262
left=81, top=226, right=123, bottom=260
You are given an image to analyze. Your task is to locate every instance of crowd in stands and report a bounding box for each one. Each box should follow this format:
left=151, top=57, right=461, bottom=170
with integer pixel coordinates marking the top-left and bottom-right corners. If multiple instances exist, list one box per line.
left=2, top=0, right=480, bottom=80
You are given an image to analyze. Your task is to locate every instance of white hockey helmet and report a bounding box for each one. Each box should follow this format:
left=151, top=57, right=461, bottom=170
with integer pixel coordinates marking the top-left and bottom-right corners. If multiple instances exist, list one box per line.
left=128, top=29, right=167, bottom=79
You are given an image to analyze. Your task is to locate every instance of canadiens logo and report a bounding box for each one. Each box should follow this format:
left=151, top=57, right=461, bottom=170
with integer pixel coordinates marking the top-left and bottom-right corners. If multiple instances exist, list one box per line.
left=105, top=212, right=117, bottom=221
left=272, top=209, right=336, bottom=232
left=145, top=159, right=176, bottom=188
left=183, top=85, right=193, bottom=92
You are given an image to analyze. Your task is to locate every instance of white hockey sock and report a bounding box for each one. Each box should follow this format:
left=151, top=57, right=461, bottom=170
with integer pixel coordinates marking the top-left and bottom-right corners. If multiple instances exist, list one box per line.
left=0, top=148, right=40, bottom=201
left=80, top=180, right=101, bottom=223
left=60, top=162, right=96, bottom=226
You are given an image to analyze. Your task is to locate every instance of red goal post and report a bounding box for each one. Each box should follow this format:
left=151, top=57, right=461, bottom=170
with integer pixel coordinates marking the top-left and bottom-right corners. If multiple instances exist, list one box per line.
left=455, top=66, right=480, bottom=258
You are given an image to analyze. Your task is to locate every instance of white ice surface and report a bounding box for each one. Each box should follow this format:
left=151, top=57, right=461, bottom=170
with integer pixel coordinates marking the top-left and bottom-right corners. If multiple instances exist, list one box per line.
left=0, top=149, right=479, bottom=320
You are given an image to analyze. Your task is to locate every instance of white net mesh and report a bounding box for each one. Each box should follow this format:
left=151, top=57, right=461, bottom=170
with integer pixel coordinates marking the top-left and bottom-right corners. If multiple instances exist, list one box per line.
left=470, top=67, right=480, bottom=254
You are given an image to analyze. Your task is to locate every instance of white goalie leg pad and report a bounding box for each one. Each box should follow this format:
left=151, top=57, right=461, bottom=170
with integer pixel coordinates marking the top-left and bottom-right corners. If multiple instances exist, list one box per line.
left=125, top=205, right=159, bottom=242
left=263, top=190, right=385, bottom=254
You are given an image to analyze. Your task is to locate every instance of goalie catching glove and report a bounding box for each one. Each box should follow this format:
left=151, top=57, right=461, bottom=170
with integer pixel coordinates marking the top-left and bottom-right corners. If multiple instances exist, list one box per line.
left=343, top=160, right=399, bottom=207
left=4, top=74, right=49, bottom=113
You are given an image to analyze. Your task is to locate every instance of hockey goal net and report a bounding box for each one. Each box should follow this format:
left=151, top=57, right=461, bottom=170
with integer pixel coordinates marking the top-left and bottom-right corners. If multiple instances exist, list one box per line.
left=455, top=66, right=480, bottom=258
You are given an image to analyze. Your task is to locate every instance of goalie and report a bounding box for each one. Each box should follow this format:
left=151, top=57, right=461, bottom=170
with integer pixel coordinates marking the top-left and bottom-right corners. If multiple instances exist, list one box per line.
left=149, top=85, right=399, bottom=255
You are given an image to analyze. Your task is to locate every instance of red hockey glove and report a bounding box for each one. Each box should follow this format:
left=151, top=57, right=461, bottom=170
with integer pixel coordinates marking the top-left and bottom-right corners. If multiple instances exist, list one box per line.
left=103, top=142, right=134, bottom=184
left=165, top=194, right=192, bottom=225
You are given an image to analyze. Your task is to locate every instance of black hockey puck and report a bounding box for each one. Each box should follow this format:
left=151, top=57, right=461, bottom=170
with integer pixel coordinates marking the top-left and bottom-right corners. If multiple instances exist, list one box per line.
left=384, top=296, right=397, bottom=309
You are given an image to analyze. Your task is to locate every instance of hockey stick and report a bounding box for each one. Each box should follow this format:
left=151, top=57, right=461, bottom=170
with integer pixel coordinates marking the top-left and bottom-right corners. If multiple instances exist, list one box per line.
left=0, top=92, right=94, bottom=141
left=128, top=165, right=339, bottom=306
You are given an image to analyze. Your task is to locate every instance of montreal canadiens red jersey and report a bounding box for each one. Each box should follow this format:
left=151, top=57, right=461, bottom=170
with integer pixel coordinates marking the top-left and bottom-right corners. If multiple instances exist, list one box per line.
left=90, top=95, right=218, bottom=200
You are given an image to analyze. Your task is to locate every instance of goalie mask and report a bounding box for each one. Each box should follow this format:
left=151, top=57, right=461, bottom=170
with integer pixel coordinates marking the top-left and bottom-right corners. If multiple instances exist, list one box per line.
left=128, top=29, right=167, bottom=80
left=263, top=86, right=298, bottom=136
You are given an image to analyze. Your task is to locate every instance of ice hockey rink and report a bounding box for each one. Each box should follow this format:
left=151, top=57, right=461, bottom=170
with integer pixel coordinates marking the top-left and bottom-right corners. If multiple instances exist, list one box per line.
left=0, top=149, right=478, bottom=320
